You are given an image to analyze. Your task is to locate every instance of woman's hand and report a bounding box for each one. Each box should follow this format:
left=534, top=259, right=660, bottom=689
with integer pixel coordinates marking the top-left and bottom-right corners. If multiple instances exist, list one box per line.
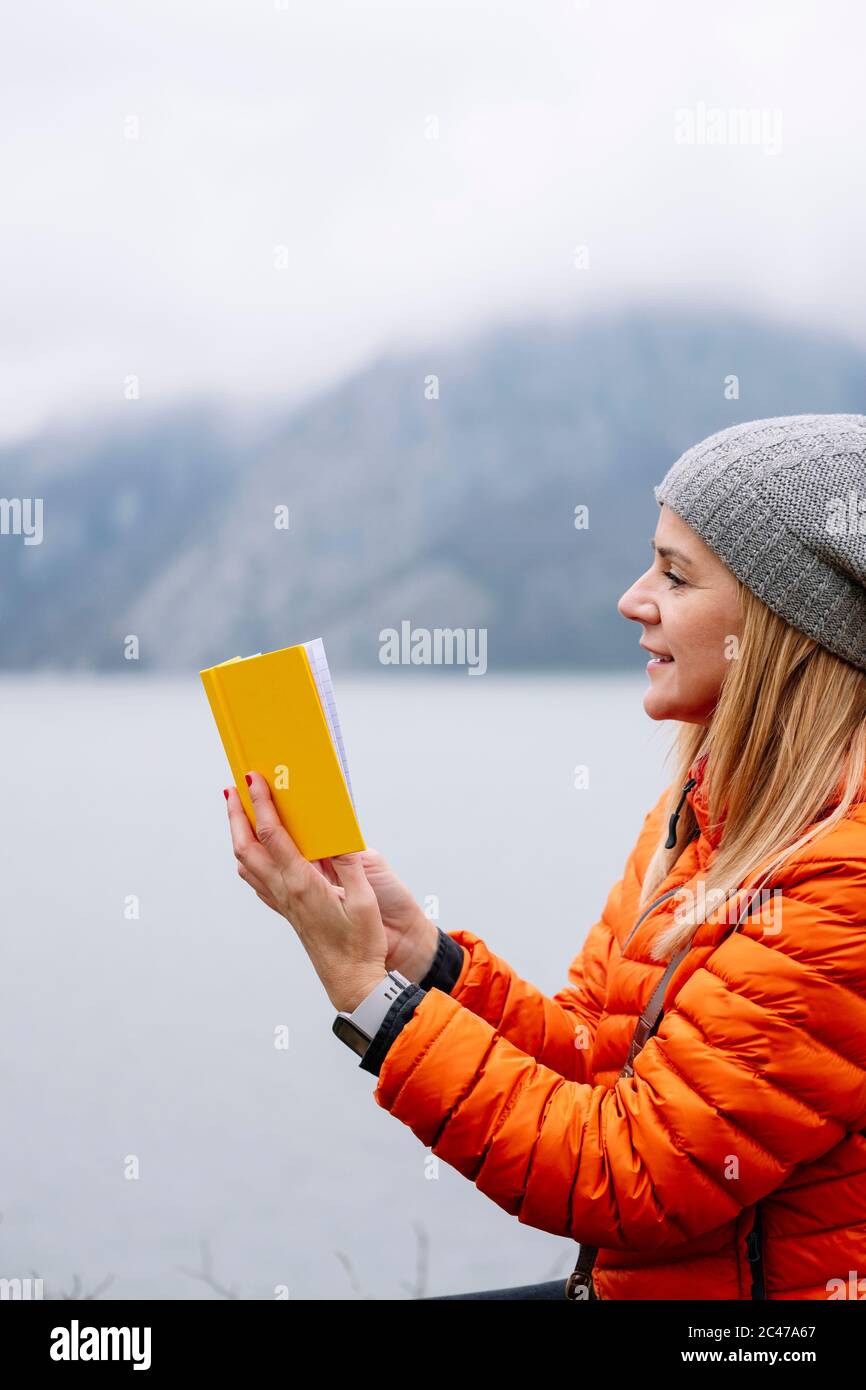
left=224, top=772, right=388, bottom=1013
left=309, top=848, right=440, bottom=983
left=351, top=849, right=441, bottom=983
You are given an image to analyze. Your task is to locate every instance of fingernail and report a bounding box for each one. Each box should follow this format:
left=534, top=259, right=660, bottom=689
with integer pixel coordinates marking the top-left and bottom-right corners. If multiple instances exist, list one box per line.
left=223, top=788, right=230, bottom=800
left=245, top=773, right=252, bottom=786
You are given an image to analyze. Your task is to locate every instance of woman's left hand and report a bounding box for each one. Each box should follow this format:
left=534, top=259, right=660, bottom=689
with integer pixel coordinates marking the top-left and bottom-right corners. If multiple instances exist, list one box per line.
left=224, top=771, right=389, bottom=1013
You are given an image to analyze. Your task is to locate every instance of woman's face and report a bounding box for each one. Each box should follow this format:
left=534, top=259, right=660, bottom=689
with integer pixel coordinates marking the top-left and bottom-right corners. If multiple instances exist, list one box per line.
left=617, top=504, right=743, bottom=724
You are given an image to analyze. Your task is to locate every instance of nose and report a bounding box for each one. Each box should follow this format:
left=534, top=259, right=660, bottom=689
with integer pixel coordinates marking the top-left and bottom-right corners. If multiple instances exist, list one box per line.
left=617, top=571, right=659, bottom=625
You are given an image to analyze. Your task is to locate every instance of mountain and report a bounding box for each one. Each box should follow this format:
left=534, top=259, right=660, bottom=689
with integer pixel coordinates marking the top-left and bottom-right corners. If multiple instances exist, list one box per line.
left=2, top=307, right=865, bottom=672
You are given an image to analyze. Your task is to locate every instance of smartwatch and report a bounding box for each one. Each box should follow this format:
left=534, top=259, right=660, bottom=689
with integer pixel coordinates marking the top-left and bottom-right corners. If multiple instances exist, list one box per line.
left=332, top=970, right=413, bottom=1058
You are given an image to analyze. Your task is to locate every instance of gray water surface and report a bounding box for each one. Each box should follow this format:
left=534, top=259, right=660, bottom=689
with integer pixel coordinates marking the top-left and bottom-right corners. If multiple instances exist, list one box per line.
left=0, top=672, right=670, bottom=1299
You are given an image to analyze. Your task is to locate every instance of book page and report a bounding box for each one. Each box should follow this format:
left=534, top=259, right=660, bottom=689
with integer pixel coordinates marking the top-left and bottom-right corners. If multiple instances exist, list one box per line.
left=303, top=638, right=357, bottom=810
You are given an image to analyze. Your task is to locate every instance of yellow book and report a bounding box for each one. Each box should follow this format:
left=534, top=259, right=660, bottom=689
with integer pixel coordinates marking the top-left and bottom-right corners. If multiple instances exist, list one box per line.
left=200, top=637, right=365, bottom=861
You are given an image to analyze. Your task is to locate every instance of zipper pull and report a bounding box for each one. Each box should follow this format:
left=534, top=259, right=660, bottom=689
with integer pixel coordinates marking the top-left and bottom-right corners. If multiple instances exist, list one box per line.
left=664, top=777, right=698, bottom=849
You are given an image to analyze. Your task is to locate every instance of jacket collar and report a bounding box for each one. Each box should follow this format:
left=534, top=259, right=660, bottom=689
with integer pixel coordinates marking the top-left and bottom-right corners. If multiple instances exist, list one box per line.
left=683, top=748, right=866, bottom=852
left=684, top=751, right=720, bottom=847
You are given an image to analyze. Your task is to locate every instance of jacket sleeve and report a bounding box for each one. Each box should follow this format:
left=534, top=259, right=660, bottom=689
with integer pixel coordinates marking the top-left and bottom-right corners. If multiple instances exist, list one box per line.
left=420, top=925, right=466, bottom=992
left=360, top=788, right=673, bottom=1084
left=369, top=870, right=866, bottom=1252
left=357, top=928, right=463, bottom=1076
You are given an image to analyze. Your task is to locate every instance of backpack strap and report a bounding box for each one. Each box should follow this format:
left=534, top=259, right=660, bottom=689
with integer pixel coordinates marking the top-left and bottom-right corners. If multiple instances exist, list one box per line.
left=618, top=940, right=691, bottom=1080
left=565, top=887, right=763, bottom=1302
left=564, top=1241, right=602, bottom=1301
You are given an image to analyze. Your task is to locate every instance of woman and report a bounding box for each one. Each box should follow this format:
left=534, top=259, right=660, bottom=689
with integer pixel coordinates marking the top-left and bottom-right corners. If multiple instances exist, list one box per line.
left=224, top=413, right=866, bottom=1300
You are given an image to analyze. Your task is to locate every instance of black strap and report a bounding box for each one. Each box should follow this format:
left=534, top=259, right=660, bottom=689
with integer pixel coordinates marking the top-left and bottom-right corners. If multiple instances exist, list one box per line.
left=745, top=1202, right=765, bottom=1299
left=564, top=1242, right=600, bottom=1301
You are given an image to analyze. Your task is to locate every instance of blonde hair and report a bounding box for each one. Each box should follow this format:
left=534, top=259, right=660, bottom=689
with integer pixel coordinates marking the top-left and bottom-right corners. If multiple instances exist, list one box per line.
left=642, top=580, right=866, bottom=961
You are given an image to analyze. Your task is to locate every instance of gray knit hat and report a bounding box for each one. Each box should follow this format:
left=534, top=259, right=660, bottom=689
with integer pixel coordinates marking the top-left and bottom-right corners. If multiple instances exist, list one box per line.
left=654, top=414, right=866, bottom=673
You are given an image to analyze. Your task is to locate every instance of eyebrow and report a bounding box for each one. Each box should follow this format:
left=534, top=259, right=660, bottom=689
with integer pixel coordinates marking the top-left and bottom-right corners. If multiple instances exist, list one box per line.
left=649, top=538, right=694, bottom=566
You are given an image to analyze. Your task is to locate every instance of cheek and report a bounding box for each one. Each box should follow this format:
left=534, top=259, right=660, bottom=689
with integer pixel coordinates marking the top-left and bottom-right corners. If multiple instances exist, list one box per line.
left=675, top=608, right=735, bottom=680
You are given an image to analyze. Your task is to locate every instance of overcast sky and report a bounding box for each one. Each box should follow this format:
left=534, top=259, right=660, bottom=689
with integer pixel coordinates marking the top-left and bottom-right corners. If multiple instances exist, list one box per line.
left=1, top=0, right=865, bottom=442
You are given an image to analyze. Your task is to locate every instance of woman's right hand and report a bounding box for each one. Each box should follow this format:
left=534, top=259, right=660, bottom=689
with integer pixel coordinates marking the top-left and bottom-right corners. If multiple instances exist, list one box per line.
left=314, top=847, right=440, bottom=984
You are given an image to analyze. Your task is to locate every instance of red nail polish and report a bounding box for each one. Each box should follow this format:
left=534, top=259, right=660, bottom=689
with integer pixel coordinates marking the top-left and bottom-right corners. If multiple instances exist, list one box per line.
left=223, top=788, right=230, bottom=799
left=245, top=774, right=252, bottom=786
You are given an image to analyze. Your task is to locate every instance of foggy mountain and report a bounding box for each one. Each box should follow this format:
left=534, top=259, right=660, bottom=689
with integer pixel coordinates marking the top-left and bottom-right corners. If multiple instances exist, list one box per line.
left=2, top=307, right=865, bottom=673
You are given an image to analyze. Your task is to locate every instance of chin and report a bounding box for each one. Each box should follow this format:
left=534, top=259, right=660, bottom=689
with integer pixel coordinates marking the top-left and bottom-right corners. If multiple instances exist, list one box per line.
left=642, top=691, right=712, bottom=725
left=642, top=694, right=677, bottom=721
left=642, top=684, right=697, bottom=723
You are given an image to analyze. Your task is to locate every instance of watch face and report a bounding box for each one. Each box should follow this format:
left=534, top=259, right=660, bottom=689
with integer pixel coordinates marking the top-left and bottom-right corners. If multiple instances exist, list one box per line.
left=332, top=1015, right=369, bottom=1057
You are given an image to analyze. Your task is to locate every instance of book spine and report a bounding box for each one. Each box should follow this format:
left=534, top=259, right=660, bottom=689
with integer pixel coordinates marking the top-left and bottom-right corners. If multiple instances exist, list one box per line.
left=200, top=668, right=256, bottom=827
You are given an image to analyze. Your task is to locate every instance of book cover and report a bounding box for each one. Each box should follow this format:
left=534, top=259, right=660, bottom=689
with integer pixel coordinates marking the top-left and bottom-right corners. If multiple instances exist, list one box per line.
left=200, top=639, right=365, bottom=861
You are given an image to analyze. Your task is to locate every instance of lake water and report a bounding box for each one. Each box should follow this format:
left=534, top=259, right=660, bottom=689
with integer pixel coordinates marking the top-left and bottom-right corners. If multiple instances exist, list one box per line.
left=0, top=672, right=671, bottom=1299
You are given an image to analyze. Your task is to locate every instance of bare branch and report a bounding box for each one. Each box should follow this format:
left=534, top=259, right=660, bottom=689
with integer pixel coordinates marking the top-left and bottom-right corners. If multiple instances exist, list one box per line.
left=398, top=1222, right=430, bottom=1299
left=175, top=1237, right=239, bottom=1299
left=334, top=1250, right=368, bottom=1299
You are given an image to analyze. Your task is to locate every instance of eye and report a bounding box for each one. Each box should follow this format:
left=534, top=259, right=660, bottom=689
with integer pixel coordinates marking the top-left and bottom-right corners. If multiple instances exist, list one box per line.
left=663, top=569, right=686, bottom=588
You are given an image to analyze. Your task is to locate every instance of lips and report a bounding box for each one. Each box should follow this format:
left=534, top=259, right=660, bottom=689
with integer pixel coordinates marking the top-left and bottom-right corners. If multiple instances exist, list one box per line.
left=641, top=643, right=674, bottom=663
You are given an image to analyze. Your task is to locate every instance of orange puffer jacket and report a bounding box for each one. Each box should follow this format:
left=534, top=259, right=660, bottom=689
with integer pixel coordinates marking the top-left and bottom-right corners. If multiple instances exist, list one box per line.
left=372, top=762, right=866, bottom=1299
